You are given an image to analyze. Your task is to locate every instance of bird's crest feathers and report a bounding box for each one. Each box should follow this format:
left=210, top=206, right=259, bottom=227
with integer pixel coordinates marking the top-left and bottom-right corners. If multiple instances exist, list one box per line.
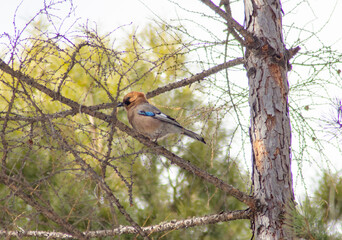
left=122, top=91, right=148, bottom=110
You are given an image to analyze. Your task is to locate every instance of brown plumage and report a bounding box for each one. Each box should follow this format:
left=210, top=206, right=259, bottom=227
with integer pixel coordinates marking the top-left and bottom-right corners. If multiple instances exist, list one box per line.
left=118, top=91, right=206, bottom=144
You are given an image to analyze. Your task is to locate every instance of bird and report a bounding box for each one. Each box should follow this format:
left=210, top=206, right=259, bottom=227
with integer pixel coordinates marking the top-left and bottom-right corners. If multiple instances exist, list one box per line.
left=117, top=91, right=206, bottom=144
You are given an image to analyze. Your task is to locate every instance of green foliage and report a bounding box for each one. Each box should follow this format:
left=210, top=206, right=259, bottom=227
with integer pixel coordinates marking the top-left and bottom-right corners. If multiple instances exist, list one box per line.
left=286, top=171, right=342, bottom=240
left=288, top=199, right=332, bottom=240
left=0, top=21, right=251, bottom=239
left=314, top=171, right=342, bottom=223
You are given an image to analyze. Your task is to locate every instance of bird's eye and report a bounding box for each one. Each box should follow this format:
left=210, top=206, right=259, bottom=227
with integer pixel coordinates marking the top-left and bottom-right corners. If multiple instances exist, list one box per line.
left=124, top=97, right=131, bottom=106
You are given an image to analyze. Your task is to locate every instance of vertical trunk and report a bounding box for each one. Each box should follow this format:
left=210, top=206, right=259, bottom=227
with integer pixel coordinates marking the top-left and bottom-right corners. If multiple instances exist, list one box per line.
left=244, top=0, right=294, bottom=239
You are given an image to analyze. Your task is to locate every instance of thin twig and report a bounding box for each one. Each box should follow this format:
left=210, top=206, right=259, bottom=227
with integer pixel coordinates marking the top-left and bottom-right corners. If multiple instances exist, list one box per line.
left=0, top=58, right=255, bottom=208
left=199, top=0, right=252, bottom=43
left=53, top=125, right=151, bottom=240
left=146, top=58, right=244, bottom=98
left=0, top=173, right=86, bottom=239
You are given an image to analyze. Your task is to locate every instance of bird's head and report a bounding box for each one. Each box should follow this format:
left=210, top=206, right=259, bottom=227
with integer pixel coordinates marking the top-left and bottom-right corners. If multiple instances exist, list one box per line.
left=118, top=91, right=148, bottom=110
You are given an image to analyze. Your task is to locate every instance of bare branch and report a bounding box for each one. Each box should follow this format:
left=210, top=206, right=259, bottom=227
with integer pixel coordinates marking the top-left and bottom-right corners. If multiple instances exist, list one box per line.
left=0, top=57, right=244, bottom=118
left=146, top=57, right=244, bottom=98
left=53, top=125, right=151, bottom=240
left=199, top=0, right=251, bottom=43
left=115, top=121, right=256, bottom=208
left=0, top=110, right=76, bottom=122
left=0, top=173, right=86, bottom=239
left=287, top=46, right=301, bottom=60
left=0, top=77, right=19, bottom=170
left=0, top=58, right=255, bottom=208
left=0, top=209, right=251, bottom=238
left=220, top=0, right=245, bottom=46
left=58, top=41, right=89, bottom=93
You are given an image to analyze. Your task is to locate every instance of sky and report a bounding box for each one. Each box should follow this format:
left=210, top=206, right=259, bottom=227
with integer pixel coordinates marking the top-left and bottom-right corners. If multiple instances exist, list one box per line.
left=0, top=0, right=341, bottom=199
left=1, top=0, right=341, bottom=43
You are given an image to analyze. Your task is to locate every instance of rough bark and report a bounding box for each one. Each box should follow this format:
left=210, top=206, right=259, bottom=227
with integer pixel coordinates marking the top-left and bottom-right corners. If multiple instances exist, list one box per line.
left=244, top=0, right=295, bottom=239
left=0, top=210, right=251, bottom=239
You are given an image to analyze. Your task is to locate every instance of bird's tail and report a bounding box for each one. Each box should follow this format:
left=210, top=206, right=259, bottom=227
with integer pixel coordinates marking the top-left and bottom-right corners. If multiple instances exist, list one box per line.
left=182, top=128, right=206, bottom=144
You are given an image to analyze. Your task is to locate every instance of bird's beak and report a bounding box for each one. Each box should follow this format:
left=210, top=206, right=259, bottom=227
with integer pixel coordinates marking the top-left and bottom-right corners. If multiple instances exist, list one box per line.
left=117, top=102, right=124, bottom=107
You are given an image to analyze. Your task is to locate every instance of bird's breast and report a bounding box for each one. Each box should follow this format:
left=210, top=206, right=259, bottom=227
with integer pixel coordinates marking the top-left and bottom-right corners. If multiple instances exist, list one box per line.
left=128, top=111, right=162, bottom=138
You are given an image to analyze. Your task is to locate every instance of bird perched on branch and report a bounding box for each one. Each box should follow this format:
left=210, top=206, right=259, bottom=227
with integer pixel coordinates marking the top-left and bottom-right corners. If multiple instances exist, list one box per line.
left=118, top=91, right=206, bottom=144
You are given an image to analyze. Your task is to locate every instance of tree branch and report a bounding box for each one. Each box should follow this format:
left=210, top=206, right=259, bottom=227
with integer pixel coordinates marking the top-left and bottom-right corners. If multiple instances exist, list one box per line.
left=0, top=110, right=76, bottom=122
left=0, top=209, right=251, bottom=238
left=199, top=0, right=252, bottom=44
left=0, top=58, right=255, bottom=208
left=0, top=57, right=244, bottom=119
left=52, top=125, right=151, bottom=240
left=0, top=174, right=86, bottom=240
left=219, top=0, right=245, bottom=46
left=146, top=57, right=244, bottom=98
left=115, top=121, right=256, bottom=208
left=287, top=46, right=301, bottom=60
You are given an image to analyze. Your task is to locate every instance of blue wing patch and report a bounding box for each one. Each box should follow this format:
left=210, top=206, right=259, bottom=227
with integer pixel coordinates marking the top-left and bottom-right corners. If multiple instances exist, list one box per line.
left=138, top=110, right=155, bottom=117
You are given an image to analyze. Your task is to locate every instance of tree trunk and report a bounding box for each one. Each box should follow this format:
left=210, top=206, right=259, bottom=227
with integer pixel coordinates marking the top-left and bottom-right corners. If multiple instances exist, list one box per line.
left=244, top=0, right=295, bottom=239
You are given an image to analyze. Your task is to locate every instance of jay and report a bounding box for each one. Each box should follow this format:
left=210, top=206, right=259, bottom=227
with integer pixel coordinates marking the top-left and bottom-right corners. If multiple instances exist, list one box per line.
left=118, top=91, right=206, bottom=144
